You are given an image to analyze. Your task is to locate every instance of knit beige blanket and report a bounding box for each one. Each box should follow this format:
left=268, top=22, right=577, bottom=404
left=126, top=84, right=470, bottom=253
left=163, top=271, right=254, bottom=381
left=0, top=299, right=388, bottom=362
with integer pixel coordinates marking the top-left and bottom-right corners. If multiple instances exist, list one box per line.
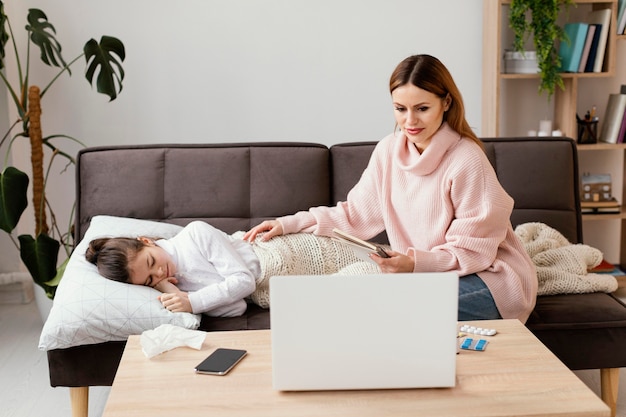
left=514, top=222, right=618, bottom=296
left=231, top=232, right=380, bottom=308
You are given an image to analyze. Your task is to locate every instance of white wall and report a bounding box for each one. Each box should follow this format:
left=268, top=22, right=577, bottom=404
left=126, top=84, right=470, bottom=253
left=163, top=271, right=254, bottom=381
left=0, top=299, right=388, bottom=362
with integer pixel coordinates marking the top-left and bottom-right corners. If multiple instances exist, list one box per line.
left=1, top=1, right=483, bottom=264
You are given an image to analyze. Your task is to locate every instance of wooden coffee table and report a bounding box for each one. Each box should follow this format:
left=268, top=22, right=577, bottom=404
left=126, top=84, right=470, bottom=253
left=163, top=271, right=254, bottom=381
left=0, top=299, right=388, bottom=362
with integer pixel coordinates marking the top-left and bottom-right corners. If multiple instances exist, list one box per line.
left=102, top=319, right=609, bottom=417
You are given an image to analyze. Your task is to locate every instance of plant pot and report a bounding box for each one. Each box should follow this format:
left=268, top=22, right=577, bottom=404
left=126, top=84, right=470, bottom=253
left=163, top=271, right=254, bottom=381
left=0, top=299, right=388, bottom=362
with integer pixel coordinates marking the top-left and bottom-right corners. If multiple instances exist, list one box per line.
left=33, top=283, right=53, bottom=323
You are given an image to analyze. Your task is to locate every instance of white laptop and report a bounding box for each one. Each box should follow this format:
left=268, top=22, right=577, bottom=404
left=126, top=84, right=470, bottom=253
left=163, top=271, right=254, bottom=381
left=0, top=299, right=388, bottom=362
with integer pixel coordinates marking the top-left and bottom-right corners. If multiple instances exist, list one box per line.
left=270, top=272, right=459, bottom=391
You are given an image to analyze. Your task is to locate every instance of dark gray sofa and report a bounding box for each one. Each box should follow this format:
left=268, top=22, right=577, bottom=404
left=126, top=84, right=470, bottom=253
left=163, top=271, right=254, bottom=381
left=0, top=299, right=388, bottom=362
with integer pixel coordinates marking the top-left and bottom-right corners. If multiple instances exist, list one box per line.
left=47, top=137, right=626, bottom=417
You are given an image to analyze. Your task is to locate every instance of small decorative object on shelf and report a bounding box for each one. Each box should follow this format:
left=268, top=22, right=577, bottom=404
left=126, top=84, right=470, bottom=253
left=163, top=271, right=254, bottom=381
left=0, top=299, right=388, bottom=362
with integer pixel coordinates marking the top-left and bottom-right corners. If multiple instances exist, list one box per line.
left=503, top=50, right=539, bottom=73
left=581, top=173, right=614, bottom=202
left=580, top=173, right=621, bottom=213
left=509, top=0, right=575, bottom=98
left=577, top=110, right=599, bottom=144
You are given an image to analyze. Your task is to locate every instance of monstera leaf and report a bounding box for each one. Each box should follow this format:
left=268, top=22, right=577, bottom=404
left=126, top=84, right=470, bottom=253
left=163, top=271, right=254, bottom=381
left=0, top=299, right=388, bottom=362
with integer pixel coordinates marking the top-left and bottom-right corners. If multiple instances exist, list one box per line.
left=84, top=35, right=125, bottom=101
left=0, top=167, right=29, bottom=233
left=18, top=233, right=60, bottom=298
left=26, top=8, right=68, bottom=69
left=0, top=3, right=8, bottom=68
left=0, top=3, right=125, bottom=298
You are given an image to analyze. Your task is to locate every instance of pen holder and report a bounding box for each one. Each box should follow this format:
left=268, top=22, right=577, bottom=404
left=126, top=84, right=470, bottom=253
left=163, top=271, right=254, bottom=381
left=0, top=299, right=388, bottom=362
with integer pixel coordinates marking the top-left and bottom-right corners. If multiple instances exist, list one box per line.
left=577, top=119, right=598, bottom=144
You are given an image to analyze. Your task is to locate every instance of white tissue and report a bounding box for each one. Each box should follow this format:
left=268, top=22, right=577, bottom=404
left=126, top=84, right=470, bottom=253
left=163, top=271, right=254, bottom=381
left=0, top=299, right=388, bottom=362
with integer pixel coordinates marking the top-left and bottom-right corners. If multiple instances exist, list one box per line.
left=140, top=323, right=207, bottom=358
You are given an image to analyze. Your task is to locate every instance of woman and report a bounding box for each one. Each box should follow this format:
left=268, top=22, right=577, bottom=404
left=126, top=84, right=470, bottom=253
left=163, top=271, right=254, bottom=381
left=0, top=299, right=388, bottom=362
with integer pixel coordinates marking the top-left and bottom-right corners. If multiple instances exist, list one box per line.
left=244, top=54, right=537, bottom=322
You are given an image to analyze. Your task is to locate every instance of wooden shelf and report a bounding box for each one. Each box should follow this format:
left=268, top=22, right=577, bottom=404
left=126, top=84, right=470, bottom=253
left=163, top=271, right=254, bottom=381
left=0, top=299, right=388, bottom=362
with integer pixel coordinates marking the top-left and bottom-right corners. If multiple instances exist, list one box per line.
left=482, top=0, right=620, bottom=138
left=577, top=143, right=626, bottom=150
left=582, top=211, right=626, bottom=220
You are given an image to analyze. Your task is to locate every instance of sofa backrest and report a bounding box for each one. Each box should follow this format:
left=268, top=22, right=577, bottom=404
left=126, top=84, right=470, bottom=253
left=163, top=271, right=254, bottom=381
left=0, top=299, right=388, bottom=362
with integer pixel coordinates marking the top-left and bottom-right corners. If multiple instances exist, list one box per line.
left=481, top=137, right=581, bottom=244
left=76, top=137, right=582, bottom=245
left=329, top=137, right=582, bottom=244
left=75, top=143, right=332, bottom=240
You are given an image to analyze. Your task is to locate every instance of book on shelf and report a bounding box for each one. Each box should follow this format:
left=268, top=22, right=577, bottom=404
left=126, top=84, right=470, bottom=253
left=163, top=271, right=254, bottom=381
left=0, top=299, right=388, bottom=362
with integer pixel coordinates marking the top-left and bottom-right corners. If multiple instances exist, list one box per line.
left=559, top=22, right=589, bottom=72
left=589, top=259, right=626, bottom=276
left=581, top=197, right=620, bottom=208
left=617, top=103, right=626, bottom=143
left=587, top=8, right=612, bottom=72
left=600, top=93, right=626, bottom=143
left=590, top=258, right=617, bottom=273
left=578, top=24, right=596, bottom=72
left=618, top=0, right=626, bottom=35
left=582, top=206, right=621, bottom=214
left=584, top=23, right=602, bottom=73
left=332, top=228, right=390, bottom=261
left=581, top=197, right=620, bottom=214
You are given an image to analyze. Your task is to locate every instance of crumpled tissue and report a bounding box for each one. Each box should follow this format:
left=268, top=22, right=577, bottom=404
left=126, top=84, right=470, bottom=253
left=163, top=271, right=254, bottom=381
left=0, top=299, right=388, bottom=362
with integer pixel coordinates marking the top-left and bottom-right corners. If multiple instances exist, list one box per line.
left=140, top=323, right=207, bottom=358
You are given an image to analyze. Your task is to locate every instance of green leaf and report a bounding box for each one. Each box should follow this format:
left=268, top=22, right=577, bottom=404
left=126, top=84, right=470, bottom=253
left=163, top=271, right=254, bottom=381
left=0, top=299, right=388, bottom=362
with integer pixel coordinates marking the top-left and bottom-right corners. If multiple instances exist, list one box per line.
left=18, top=233, right=60, bottom=295
left=25, top=8, right=68, bottom=70
left=45, top=256, right=68, bottom=287
left=0, top=166, right=29, bottom=233
left=0, top=1, right=10, bottom=70
left=84, top=36, right=125, bottom=101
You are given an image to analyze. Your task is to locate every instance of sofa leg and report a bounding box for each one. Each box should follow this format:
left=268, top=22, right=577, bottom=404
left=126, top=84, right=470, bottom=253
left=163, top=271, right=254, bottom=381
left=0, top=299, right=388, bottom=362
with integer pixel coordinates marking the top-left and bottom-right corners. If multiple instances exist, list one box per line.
left=600, top=368, right=619, bottom=417
left=70, top=386, right=89, bottom=417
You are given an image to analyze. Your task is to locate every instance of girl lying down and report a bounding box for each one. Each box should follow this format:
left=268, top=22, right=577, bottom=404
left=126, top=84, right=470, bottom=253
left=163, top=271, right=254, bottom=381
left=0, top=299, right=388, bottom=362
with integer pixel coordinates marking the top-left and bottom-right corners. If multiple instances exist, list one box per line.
left=85, top=221, right=378, bottom=317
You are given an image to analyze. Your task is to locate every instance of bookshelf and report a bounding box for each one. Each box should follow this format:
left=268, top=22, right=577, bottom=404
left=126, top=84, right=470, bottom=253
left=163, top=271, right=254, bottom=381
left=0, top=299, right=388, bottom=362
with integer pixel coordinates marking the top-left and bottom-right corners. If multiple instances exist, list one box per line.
left=482, top=0, right=620, bottom=139
left=483, top=0, right=626, bottom=265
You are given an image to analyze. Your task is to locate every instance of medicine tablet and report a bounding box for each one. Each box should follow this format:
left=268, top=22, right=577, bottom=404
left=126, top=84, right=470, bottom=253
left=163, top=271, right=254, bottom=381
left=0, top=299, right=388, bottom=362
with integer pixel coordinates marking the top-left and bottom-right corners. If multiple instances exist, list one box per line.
left=459, top=324, right=497, bottom=336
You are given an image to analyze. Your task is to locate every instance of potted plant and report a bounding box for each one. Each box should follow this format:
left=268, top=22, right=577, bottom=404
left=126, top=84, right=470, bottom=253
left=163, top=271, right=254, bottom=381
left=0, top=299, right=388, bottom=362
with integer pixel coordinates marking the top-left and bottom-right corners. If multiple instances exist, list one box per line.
left=0, top=2, right=125, bottom=299
left=509, top=0, right=574, bottom=99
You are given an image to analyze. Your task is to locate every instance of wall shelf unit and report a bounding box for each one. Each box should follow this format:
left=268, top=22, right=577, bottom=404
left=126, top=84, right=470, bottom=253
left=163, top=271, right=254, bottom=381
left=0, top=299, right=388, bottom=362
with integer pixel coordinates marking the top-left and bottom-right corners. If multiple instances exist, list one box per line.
left=482, top=0, right=619, bottom=138
left=483, top=0, right=626, bottom=265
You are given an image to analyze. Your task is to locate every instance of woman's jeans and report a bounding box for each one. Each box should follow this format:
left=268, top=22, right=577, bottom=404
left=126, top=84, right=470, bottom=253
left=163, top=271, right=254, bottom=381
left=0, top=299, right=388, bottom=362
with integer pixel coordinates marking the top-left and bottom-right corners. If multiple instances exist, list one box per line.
left=458, top=273, right=502, bottom=321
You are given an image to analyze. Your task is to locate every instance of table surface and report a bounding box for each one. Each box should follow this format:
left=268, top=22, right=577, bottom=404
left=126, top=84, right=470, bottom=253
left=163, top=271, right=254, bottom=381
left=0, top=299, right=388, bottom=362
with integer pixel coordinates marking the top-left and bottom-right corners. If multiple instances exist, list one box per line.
left=102, top=319, right=609, bottom=417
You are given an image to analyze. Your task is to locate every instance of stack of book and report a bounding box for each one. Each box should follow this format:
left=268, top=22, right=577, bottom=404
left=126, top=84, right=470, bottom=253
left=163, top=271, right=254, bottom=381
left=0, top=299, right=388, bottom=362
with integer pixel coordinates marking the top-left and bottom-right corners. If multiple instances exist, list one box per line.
left=581, top=197, right=621, bottom=214
left=558, top=8, right=611, bottom=73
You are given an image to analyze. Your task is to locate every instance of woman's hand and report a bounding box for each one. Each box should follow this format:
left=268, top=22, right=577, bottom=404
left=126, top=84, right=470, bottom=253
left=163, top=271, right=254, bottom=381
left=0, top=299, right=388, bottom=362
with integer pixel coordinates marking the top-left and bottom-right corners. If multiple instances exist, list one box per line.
left=159, top=291, right=192, bottom=313
left=369, top=249, right=415, bottom=273
left=243, top=220, right=284, bottom=242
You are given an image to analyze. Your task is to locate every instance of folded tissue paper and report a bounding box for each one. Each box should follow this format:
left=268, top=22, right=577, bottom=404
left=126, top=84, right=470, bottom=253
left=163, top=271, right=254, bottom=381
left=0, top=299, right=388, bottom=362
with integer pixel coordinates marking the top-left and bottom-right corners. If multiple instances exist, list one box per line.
left=140, top=323, right=207, bottom=358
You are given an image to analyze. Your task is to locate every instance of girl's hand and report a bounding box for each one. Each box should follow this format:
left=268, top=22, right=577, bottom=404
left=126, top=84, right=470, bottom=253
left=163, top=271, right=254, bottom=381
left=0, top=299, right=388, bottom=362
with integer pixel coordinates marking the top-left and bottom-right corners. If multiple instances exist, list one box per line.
left=153, top=277, right=179, bottom=292
left=243, top=220, right=284, bottom=242
left=369, top=249, right=415, bottom=273
left=159, top=290, right=192, bottom=313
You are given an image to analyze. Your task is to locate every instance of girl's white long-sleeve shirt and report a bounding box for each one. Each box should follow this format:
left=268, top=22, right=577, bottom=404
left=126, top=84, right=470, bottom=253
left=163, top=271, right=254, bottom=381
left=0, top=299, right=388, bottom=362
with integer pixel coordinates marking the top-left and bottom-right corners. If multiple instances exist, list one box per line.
left=156, top=221, right=260, bottom=317
left=278, top=123, right=537, bottom=322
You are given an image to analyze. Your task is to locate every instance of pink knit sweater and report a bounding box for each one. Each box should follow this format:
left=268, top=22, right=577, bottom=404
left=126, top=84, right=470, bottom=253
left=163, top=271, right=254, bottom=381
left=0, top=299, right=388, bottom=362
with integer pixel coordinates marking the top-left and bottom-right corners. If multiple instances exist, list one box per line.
left=279, top=123, right=537, bottom=322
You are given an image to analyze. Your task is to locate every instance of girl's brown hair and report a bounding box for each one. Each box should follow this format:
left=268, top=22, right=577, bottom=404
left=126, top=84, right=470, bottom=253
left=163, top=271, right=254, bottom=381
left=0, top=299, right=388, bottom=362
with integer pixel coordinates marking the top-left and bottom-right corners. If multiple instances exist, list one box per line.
left=389, top=54, right=482, bottom=148
left=85, top=237, right=147, bottom=283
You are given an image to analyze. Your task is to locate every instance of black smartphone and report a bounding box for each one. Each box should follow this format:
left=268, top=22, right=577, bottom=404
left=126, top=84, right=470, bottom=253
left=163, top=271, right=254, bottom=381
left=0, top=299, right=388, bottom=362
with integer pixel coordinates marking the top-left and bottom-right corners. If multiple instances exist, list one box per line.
left=194, top=348, right=247, bottom=375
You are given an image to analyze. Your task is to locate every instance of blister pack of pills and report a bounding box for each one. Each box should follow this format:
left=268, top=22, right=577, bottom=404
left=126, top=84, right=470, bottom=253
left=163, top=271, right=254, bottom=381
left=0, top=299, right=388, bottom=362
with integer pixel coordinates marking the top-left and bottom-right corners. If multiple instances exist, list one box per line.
left=459, top=324, right=497, bottom=336
left=459, top=337, right=489, bottom=351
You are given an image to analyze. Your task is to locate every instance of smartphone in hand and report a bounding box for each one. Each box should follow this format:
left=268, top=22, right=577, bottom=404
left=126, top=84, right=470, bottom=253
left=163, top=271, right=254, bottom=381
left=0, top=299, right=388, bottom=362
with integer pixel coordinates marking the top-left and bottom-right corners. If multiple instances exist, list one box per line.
left=194, top=348, right=247, bottom=375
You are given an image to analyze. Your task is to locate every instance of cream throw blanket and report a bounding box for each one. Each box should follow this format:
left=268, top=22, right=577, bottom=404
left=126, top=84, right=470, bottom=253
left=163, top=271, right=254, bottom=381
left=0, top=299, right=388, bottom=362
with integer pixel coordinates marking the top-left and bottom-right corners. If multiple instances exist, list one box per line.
left=231, top=232, right=380, bottom=308
left=514, top=222, right=618, bottom=296
left=235, top=222, right=617, bottom=308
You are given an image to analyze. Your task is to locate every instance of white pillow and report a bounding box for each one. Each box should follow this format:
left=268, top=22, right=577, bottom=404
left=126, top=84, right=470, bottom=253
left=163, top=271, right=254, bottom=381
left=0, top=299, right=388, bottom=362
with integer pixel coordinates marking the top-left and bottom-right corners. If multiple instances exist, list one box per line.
left=39, top=215, right=201, bottom=351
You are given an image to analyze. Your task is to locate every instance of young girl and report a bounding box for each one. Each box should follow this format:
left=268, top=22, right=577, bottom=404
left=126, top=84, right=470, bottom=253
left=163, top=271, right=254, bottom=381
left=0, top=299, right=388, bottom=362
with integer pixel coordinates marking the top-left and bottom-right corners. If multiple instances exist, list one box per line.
left=86, top=220, right=377, bottom=317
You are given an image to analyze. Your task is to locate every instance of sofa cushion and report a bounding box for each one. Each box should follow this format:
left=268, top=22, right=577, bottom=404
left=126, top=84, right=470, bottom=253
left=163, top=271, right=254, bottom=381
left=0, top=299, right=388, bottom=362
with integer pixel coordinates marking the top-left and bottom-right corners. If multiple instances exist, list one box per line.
left=526, top=293, right=626, bottom=369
